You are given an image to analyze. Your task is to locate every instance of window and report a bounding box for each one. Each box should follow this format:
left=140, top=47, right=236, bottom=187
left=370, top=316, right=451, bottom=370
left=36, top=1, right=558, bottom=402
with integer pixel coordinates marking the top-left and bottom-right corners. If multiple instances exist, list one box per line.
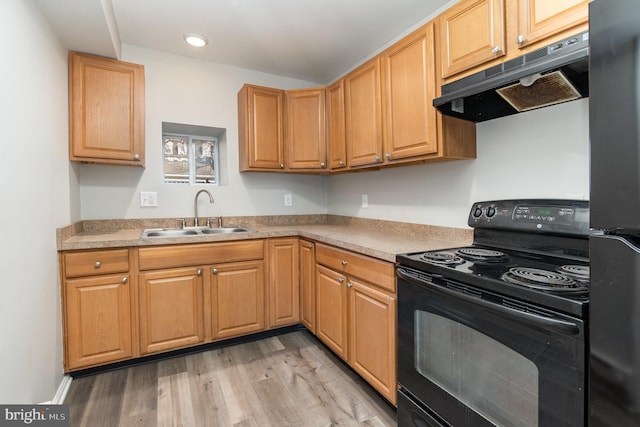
left=163, top=133, right=219, bottom=184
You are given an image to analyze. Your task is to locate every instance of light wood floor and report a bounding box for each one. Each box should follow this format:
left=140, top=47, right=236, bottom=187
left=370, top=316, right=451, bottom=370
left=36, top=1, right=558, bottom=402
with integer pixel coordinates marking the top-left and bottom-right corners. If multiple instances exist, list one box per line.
left=65, top=330, right=397, bottom=426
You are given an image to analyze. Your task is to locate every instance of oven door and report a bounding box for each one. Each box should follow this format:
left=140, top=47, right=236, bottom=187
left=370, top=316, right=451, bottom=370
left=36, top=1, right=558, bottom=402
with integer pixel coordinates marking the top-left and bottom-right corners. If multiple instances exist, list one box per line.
left=397, top=267, right=586, bottom=427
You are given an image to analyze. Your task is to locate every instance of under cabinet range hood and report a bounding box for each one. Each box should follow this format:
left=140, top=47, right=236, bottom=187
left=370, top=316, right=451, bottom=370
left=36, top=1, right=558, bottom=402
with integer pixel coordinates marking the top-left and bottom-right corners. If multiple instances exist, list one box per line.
left=434, top=31, right=589, bottom=122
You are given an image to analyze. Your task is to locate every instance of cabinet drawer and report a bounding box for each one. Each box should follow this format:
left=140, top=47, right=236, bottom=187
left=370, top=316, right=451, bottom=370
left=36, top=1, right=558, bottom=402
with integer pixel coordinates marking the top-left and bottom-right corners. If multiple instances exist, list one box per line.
left=64, top=249, right=129, bottom=278
left=316, top=244, right=395, bottom=293
left=138, top=240, right=265, bottom=271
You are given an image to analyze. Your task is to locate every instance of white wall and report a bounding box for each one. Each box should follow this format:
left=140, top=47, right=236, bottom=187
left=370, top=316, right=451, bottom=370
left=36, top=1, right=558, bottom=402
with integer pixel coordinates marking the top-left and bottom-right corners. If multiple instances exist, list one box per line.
left=78, top=45, right=328, bottom=220
left=0, top=0, right=76, bottom=403
left=327, top=98, right=590, bottom=228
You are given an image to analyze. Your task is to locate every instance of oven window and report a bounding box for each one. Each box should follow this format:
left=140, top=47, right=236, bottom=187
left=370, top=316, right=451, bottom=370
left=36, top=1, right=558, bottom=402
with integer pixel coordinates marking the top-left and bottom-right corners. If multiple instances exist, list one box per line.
left=415, top=310, right=539, bottom=427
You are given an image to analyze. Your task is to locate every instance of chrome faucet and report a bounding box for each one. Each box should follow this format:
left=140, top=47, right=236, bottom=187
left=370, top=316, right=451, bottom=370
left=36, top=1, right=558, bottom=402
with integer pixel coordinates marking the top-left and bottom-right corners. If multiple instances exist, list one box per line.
left=194, top=189, right=214, bottom=227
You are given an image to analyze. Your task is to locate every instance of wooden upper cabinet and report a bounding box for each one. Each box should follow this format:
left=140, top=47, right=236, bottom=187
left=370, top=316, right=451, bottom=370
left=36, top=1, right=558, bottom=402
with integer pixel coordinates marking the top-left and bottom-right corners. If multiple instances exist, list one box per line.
left=327, top=80, right=347, bottom=170
left=238, top=84, right=285, bottom=171
left=439, top=0, right=506, bottom=79
left=69, top=52, right=145, bottom=166
left=285, top=88, right=327, bottom=171
left=514, top=0, right=589, bottom=51
left=382, top=22, right=438, bottom=162
left=344, top=57, right=384, bottom=168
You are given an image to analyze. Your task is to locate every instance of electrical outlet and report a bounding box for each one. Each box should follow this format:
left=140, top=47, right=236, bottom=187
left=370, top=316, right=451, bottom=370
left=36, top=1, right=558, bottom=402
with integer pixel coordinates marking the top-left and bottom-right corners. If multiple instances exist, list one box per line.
left=140, top=191, right=158, bottom=207
left=362, top=194, right=368, bottom=208
left=284, top=193, right=293, bottom=206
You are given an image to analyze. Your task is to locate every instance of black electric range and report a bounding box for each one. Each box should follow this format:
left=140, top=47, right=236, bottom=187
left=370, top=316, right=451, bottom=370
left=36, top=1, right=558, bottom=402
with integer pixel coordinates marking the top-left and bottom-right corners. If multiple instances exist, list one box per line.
left=397, top=199, right=590, bottom=318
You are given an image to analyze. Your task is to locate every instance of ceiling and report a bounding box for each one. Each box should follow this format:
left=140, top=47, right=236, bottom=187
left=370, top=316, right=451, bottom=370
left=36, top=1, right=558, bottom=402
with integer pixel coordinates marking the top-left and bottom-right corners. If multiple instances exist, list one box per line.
left=33, top=0, right=452, bottom=84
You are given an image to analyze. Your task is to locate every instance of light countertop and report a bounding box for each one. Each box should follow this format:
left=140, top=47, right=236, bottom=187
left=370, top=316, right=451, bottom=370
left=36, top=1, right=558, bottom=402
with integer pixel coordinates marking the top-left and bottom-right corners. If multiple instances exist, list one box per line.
left=57, top=215, right=473, bottom=263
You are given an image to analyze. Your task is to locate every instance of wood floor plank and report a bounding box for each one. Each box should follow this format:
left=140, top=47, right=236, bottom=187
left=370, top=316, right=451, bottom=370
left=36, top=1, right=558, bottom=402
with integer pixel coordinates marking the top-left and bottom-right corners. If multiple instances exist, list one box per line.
left=65, top=330, right=397, bottom=426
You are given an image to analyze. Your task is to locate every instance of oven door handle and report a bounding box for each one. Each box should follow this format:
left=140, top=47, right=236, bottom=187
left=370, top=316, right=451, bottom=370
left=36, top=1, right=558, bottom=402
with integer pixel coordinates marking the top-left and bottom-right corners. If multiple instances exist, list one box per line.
left=397, top=268, right=581, bottom=335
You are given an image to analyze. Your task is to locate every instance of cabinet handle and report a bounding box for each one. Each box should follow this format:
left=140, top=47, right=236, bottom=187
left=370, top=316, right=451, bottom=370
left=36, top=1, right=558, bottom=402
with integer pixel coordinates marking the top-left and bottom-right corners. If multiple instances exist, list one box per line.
left=122, top=277, right=128, bottom=284
left=307, top=243, right=314, bottom=248
left=197, top=269, right=202, bottom=276
left=492, top=46, right=501, bottom=55
left=517, top=35, right=526, bottom=45
left=94, top=261, right=101, bottom=268
left=347, top=282, right=353, bottom=288
left=133, top=154, right=140, bottom=160
left=385, top=153, right=391, bottom=160
left=341, top=260, right=348, bottom=266
left=280, top=163, right=285, bottom=169
left=212, top=268, right=218, bottom=274
left=339, top=160, right=345, bottom=167
left=321, top=162, right=326, bottom=168
left=338, top=277, right=345, bottom=284
left=375, top=156, right=381, bottom=163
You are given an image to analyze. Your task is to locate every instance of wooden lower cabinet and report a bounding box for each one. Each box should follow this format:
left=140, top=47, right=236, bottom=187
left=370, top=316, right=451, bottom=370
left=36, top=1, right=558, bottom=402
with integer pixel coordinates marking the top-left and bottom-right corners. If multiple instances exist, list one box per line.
left=138, top=267, right=205, bottom=355
left=348, top=278, right=397, bottom=405
left=210, top=260, right=265, bottom=339
left=267, top=238, right=300, bottom=328
left=64, top=273, right=133, bottom=370
left=315, top=264, right=349, bottom=360
left=299, top=239, right=316, bottom=332
left=314, top=243, right=397, bottom=405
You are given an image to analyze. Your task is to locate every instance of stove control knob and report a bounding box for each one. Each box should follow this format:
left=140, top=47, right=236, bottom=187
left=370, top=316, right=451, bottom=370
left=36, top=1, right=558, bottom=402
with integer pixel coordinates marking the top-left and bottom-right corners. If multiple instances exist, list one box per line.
left=486, top=206, right=496, bottom=218
left=472, top=207, right=483, bottom=218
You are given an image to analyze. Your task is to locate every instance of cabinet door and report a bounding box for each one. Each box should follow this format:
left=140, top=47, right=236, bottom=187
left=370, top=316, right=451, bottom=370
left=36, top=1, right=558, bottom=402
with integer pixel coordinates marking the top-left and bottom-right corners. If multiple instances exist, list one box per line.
left=383, top=23, right=438, bottom=162
left=348, top=279, right=397, bottom=405
left=69, top=52, right=145, bottom=166
left=268, top=239, right=300, bottom=328
left=439, top=0, right=506, bottom=79
left=344, top=57, right=383, bottom=168
left=211, top=260, right=265, bottom=339
left=238, top=84, right=285, bottom=171
left=65, top=274, right=133, bottom=370
left=315, top=264, right=348, bottom=360
left=138, top=267, right=204, bottom=355
left=286, top=89, right=327, bottom=170
left=299, top=239, right=316, bottom=333
left=327, top=79, right=347, bottom=170
left=515, top=0, right=588, bottom=50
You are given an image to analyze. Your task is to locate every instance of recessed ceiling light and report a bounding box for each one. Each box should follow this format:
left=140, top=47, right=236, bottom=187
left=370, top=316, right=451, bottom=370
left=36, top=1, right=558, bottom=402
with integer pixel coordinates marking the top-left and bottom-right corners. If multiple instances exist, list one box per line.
left=184, top=33, right=208, bottom=48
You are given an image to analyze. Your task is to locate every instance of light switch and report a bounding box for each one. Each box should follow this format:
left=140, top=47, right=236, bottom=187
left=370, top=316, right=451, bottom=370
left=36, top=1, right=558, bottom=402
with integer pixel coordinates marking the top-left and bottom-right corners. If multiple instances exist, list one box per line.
left=140, top=191, right=158, bottom=207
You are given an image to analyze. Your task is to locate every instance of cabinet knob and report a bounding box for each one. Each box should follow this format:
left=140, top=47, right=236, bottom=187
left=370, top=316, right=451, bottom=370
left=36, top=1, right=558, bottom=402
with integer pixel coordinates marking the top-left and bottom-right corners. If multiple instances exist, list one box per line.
left=517, top=35, right=526, bottom=45
left=94, top=261, right=101, bottom=268
left=341, top=260, right=348, bottom=266
left=280, top=163, right=285, bottom=169
left=321, top=162, right=326, bottom=168
left=338, top=277, right=345, bottom=284
left=339, top=160, right=345, bottom=167
left=133, top=154, right=140, bottom=160
left=492, top=46, right=501, bottom=55
left=122, top=277, right=128, bottom=283
left=385, top=153, right=391, bottom=160
left=197, top=269, right=202, bottom=276
left=347, top=282, right=353, bottom=288
left=307, top=243, right=313, bottom=248
left=375, top=156, right=382, bottom=163
left=212, top=268, right=218, bottom=274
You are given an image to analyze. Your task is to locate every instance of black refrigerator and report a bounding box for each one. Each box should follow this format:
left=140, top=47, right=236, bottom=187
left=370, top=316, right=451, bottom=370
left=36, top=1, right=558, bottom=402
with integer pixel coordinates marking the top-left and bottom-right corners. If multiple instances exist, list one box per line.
left=589, top=0, right=640, bottom=426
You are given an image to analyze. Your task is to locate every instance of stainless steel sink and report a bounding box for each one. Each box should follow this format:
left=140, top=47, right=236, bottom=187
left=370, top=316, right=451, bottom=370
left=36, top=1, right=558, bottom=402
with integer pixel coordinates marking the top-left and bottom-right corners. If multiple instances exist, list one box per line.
left=141, top=226, right=255, bottom=238
left=200, top=227, right=253, bottom=234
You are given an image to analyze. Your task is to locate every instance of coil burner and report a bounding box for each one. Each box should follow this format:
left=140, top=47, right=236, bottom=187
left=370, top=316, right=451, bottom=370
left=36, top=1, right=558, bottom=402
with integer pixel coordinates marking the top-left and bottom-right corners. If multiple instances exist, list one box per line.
left=420, top=252, right=464, bottom=266
left=502, top=267, right=588, bottom=293
left=456, top=248, right=509, bottom=263
left=557, top=265, right=590, bottom=283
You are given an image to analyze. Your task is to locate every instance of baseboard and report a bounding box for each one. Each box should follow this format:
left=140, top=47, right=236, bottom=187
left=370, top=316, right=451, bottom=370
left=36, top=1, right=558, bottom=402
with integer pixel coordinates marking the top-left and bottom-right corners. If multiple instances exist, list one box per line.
left=51, top=375, right=72, bottom=404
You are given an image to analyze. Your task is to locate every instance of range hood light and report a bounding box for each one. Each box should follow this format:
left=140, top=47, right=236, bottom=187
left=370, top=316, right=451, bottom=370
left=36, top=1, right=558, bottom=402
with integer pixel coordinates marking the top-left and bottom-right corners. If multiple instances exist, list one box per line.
left=520, top=73, right=542, bottom=87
